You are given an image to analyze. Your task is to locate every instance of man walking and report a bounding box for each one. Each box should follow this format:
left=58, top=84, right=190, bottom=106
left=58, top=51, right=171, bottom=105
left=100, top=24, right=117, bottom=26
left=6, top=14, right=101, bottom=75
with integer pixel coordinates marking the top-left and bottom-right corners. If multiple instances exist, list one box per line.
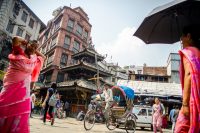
left=170, top=106, right=179, bottom=133
left=64, top=100, right=70, bottom=118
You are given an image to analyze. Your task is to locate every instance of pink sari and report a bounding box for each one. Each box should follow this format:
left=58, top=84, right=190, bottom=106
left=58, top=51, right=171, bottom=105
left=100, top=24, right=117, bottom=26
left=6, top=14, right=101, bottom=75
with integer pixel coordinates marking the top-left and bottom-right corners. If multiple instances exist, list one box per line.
left=0, top=54, right=43, bottom=133
left=152, top=103, right=162, bottom=132
left=175, top=47, right=200, bottom=133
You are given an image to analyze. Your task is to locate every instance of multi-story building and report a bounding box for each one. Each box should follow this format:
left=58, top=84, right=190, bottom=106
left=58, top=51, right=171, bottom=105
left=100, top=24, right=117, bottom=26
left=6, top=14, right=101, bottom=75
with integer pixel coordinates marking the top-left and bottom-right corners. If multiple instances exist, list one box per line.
left=38, top=6, right=92, bottom=85
left=107, top=63, right=129, bottom=83
left=167, top=53, right=180, bottom=83
left=126, top=64, right=169, bottom=83
left=53, top=47, right=113, bottom=114
left=0, top=0, right=45, bottom=82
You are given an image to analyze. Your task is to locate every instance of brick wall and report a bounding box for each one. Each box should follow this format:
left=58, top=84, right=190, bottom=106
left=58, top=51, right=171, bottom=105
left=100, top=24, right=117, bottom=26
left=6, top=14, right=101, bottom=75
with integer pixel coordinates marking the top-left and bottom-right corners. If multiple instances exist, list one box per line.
left=143, top=67, right=167, bottom=76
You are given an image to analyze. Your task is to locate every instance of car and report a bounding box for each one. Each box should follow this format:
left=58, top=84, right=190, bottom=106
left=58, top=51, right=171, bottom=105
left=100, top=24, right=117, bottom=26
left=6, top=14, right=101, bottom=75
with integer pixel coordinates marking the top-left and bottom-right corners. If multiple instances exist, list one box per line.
left=132, top=105, right=153, bottom=131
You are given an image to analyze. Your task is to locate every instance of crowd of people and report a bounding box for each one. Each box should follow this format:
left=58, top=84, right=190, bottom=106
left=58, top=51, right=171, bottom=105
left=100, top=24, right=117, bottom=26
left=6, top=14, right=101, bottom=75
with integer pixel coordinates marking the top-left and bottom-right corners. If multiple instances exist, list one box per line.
left=30, top=84, right=71, bottom=123
left=0, top=23, right=200, bottom=133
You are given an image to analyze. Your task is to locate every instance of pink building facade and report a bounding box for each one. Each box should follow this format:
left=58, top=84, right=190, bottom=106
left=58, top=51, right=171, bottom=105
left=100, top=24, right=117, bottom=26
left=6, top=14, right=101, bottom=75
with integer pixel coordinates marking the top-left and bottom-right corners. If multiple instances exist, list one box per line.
left=38, top=6, right=92, bottom=84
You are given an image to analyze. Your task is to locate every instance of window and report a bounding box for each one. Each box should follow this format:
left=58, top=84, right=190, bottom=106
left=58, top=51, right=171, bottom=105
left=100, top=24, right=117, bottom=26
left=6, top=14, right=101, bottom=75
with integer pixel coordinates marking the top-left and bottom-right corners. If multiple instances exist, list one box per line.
left=51, top=36, right=57, bottom=48
left=28, top=18, right=34, bottom=28
left=46, top=42, right=51, bottom=51
left=45, top=73, right=52, bottom=83
left=83, top=30, right=88, bottom=40
left=76, top=24, right=83, bottom=37
left=54, top=18, right=61, bottom=31
left=64, top=36, right=70, bottom=49
left=41, top=46, right=46, bottom=54
left=67, top=19, right=74, bottom=32
left=0, top=0, right=3, bottom=9
left=21, top=11, right=28, bottom=22
left=70, top=59, right=78, bottom=65
left=6, top=20, right=14, bottom=33
left=57, top=73, right=64, bottom=83
left=138, top=109, right=147, bottom=116
left=16, top=27, right=23, bottom=37
left=13, top=3, right=20, bottom=16
left=47, top=53, right=54, bottom=64
left=60, top=53, right=68, bottom=67
left=148, top=109, right=152, bottom=116
left=72, top=40, right=80, bottom=53
left=137, top=70, right=142, bottom=74
left=112, top=77, right=115, bottom=82
left=44, top=31, right=49, bottom=41
left=25, top=33, right=31, bottom=41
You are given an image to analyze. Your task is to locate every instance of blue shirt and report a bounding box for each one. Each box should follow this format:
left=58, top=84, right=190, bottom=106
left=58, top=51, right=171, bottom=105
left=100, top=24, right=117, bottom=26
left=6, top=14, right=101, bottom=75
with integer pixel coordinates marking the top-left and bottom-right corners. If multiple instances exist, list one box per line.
left=170, top=109, right=175, bottom=122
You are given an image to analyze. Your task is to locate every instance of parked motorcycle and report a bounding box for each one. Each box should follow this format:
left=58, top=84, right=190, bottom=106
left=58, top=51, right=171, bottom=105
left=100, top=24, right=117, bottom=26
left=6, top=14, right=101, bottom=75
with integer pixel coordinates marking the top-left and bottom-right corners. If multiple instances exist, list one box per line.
left=77, top=110, right=85, bottom=121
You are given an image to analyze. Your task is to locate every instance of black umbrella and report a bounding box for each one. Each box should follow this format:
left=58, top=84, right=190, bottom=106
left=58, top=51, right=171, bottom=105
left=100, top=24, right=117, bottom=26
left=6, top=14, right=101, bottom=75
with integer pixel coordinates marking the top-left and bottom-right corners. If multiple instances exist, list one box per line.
left=134, top=0, right=200, bottom=44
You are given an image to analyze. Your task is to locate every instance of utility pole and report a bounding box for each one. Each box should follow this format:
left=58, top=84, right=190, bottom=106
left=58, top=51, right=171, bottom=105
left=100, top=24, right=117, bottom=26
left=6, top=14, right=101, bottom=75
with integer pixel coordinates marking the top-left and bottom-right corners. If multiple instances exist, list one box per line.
left=95, top=53, right=100, bottom=90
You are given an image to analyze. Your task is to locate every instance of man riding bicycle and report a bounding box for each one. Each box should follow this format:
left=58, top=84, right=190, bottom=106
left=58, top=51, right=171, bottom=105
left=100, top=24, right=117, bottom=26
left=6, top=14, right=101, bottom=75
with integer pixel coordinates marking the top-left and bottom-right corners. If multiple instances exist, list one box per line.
left=101, top=84, right=113, bottom=119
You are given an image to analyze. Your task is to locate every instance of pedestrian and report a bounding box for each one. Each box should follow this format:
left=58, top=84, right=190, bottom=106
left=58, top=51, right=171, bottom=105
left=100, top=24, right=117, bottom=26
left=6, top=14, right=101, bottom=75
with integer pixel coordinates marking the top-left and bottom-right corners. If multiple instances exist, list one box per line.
left=0, top=36, right=45, bottom=133
left=162, top=114, right=168, bottom=129
left=30, top=90, right=37, bottom=118
left=55, top=95, right=63, bottom=119
left=64, top=100, right=70, bottom=118
left=101, top=83, right=113, bottom=120
left=42, top=83, right=58, bottom=125
left=175, top=25, right=200, bottom=133
left=170, top=106, right=176, bottom=132
left=152, top=98, right=165, bottom=133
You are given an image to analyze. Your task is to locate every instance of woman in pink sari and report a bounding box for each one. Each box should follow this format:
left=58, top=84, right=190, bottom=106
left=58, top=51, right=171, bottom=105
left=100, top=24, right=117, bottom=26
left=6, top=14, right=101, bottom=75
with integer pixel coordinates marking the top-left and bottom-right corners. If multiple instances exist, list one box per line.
left=152, top=98, right=165, bottom=133
left=175, top=25, right=200, bottom=133
left=0, top=36, right=45, bottom=133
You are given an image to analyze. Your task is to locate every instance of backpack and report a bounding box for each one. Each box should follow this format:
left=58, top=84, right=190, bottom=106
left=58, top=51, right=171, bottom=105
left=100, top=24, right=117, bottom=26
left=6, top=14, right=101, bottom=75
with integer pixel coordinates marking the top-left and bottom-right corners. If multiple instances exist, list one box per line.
left=48, top=90, right=57, bottom=107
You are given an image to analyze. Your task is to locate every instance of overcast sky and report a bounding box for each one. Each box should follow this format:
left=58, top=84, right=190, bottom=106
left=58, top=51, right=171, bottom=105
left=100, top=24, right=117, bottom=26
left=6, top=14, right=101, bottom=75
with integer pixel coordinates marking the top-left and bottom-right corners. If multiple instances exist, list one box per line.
left=24, top=0, right=181, bottom=67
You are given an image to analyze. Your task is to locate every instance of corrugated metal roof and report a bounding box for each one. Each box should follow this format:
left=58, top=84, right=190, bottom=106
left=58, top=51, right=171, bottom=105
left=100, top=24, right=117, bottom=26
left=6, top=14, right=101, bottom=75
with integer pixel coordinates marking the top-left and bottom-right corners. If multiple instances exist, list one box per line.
left=117, top=80, right=182, bottom=96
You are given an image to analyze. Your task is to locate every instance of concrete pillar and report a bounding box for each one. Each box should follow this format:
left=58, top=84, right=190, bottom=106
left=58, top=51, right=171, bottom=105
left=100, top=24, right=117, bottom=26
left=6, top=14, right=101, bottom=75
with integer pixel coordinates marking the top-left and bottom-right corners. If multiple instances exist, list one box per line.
left=51, top=69, right=58, bottom=82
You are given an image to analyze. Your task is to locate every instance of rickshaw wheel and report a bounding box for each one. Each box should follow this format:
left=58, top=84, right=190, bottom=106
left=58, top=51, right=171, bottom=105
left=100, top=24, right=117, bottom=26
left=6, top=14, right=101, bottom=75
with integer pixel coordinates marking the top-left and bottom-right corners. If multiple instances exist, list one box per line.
left=125, top=120, right=136, bottom=133
left=105, top=116, right=117, bottom=130
left=84, top=110, right=95, bottom=130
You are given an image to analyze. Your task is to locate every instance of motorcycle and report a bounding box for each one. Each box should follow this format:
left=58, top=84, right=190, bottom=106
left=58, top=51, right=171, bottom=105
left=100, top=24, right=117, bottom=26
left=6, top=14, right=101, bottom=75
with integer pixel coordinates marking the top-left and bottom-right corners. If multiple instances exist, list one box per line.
left=77, top=110, right=85, bottom=121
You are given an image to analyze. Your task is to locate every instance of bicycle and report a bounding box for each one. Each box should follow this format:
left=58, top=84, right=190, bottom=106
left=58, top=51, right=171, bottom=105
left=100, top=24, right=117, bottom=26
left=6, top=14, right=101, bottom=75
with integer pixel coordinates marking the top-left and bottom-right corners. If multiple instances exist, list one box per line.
left=84, top=100, right=105, bottom=130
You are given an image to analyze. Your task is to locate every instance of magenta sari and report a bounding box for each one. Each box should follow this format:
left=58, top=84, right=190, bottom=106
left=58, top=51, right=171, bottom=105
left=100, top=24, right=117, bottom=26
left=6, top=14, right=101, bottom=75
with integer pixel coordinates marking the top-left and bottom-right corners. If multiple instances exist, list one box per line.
left=175, top=47, right=200, bottom=133
left=0, top=54, right=43, bottom=133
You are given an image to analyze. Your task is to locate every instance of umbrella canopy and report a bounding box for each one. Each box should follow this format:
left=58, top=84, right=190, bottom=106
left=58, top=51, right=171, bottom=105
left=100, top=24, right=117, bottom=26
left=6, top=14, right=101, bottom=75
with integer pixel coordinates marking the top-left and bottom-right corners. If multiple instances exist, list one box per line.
left=134, top=0, right=200, bottom=44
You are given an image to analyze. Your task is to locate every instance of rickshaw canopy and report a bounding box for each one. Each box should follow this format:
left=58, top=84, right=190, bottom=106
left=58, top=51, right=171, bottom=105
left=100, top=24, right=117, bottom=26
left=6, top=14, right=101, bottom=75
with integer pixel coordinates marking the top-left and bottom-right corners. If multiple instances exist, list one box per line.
left=112, top=86, right=135, bottom=100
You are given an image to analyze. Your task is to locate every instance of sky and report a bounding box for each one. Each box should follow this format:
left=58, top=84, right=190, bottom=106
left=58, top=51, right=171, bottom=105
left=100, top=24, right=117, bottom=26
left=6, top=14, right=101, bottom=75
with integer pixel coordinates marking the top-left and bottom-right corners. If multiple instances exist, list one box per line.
left=24, top=0, right=181, bottom=67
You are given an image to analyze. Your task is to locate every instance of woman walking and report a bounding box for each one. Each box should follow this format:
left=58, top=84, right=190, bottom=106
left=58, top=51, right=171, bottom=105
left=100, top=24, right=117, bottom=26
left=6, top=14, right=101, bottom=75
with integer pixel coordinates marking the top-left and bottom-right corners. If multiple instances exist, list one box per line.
left=42, top=83, right=58, bottom=125
left=152, top=98, right=164, bottom=133
left=175, top=25, right=200, bottom=133
left=0, top=36, right=45, bottom=133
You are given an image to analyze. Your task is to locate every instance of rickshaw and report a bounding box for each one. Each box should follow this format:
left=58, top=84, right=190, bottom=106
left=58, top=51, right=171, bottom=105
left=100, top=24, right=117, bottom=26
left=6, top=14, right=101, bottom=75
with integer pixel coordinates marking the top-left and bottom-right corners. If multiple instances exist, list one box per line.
left=84, top=85, right=137, bottom=133
left=105, top=86, right=137, bottom=133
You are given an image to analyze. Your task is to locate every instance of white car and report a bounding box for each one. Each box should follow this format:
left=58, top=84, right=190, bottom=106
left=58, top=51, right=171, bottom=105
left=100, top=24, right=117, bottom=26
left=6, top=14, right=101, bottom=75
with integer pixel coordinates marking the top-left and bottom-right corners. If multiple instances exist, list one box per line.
left=132, top=105, right=153, bottom=131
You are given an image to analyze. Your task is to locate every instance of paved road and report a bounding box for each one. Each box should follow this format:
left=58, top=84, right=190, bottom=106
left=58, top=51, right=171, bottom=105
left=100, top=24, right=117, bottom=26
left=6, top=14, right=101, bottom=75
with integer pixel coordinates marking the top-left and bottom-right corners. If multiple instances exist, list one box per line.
left=30, top=116, right=172, bottom=133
